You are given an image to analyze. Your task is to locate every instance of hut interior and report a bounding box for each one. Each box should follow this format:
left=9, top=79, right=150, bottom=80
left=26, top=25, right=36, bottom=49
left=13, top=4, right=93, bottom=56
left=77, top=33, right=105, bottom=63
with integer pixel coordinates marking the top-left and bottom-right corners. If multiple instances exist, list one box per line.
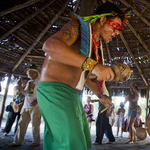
left=0, top=0, right=150, bottom=124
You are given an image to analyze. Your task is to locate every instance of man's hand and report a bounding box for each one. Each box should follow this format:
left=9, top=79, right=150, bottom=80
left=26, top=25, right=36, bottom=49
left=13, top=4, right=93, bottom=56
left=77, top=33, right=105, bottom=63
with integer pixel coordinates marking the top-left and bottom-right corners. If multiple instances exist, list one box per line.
left=99, top=95, right=112, bottom=107
left=30, top=100, right=37, bottom=107
left=91, top=64, right=114, bottom=81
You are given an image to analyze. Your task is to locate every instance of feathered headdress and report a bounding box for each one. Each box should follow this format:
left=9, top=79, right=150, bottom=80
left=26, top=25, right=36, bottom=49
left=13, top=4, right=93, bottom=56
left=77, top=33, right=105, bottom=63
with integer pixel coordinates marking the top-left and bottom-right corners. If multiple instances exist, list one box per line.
left=82, top=7, right=133, bottom=27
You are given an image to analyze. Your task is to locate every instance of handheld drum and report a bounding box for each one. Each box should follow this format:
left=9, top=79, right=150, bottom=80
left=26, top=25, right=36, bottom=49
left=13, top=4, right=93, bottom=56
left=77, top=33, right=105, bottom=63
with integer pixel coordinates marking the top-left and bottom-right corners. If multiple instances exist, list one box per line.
left=89, top=63, right=133, bottom=82
left=111, top=63, right=133, bottom=82
left=135, top=127, right=147, bottom=140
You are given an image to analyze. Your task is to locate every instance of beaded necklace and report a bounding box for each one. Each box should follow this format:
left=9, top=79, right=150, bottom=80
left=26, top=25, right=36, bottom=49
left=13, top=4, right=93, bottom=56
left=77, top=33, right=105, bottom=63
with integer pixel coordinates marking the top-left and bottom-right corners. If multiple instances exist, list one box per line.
left=91, top=24, right=103, bottom=99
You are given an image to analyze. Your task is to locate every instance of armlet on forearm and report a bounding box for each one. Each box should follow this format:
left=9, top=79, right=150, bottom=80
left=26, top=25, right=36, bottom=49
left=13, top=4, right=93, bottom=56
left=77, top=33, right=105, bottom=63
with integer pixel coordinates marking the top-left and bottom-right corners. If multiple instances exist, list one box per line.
left=81, top=57, right=98, bottom=71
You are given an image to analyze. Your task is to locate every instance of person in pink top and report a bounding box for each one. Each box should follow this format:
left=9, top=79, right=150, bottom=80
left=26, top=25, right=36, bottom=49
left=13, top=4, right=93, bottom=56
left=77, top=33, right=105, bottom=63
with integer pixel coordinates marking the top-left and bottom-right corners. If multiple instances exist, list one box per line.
left=84, top=96, right=94, bottom=128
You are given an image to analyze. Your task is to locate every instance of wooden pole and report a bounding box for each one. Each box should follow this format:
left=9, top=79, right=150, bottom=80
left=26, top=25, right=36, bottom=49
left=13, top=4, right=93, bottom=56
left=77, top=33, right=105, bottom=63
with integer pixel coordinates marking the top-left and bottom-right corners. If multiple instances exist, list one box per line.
left=119, top=32, right=148, bottom=86
left=0, top=0, right=56, bottom=41
left=0, top=74, right=12, bottom=128
left=146, top=87, right=149, bottom=120
left=120, top=0, right=150, bottom=27
left=12, top=0, right=70, bottom=72
left=0, top=0, right=41, bottom=16
left=127, top=22, right=150, bottom=54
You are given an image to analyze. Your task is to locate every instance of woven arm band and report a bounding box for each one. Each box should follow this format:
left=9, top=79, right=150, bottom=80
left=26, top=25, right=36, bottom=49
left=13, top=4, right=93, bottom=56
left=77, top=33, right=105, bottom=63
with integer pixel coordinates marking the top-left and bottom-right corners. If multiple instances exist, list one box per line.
left=81, top=57, right=98, bottom=71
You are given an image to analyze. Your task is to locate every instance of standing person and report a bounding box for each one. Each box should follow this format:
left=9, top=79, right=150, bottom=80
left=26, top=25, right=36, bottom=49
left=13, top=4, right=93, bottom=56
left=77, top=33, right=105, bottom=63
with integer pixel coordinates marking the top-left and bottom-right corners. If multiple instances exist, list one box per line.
left=145, top=114, right=150, bottom=145
left=109, top=103, right=115, bottom=127
left=8, top=64, right=41, bottom=147
left=114, top=102, right=125, bottom=137
left=84, top=96, right=94, bottom=128
left=37, top=1, right=132, bottom=150
left=93, top=96, right=115, bottom=145
left=2, top=78, right=27, bottom=136
left=124, top=83, right=139, bottom=144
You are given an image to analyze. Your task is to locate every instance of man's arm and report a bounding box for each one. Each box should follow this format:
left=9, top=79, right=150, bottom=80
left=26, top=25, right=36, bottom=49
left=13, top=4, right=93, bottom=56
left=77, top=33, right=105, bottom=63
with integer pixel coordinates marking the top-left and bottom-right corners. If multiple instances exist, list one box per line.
left=124, top=94, right=129, bottom=105
left=85, top=76, right=112, bottom=107
left=42, top=20, right=86, bottom=67
left=43, top=20, right=114, bottom=82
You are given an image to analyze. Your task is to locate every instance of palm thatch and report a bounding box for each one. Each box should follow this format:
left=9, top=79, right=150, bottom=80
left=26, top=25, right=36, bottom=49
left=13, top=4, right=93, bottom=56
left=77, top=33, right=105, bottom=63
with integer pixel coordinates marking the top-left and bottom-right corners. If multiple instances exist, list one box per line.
left=0, top=0, right=150, bottom=89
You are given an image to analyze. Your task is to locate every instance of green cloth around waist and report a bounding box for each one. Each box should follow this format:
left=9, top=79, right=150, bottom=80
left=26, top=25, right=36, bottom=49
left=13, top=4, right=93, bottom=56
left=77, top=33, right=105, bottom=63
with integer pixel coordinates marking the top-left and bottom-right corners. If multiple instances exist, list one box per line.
left=37, top=81, right=92, bottom=150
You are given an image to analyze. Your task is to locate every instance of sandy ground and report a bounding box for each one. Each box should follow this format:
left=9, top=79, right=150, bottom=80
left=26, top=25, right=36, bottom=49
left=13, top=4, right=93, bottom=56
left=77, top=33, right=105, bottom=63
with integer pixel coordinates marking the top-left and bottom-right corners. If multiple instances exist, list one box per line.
left=0, top=120, right=150, bottom=150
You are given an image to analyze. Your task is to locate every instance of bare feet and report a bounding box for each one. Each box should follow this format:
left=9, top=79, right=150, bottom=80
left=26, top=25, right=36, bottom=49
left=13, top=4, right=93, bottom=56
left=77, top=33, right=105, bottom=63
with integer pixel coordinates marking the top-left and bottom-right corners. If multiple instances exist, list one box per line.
left=146, top=142, right=150, bottom=145
left=28, top=143, right=40, bottom=147
left=92, top=142, right=100, bottom=145
left=106, top=141, right=111, bottom=144
left=126, top=141, right=136, bottom=144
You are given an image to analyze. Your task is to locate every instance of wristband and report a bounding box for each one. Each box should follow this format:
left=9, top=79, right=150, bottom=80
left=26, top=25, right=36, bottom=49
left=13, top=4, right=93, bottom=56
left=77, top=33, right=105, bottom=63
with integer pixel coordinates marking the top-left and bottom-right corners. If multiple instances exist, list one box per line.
left=81, top=57, right=98, bottom=71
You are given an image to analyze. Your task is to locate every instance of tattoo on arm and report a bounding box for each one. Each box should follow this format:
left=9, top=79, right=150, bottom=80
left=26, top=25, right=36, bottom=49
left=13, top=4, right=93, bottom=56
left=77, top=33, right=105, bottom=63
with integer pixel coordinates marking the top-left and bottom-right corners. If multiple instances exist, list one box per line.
left=61, top=21, right=78, bottom=43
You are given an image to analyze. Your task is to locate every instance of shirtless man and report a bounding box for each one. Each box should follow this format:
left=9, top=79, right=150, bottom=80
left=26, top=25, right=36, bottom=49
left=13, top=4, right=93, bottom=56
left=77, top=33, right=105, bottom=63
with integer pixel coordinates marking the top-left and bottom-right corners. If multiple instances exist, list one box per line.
left=124, top=83, right=139, bottom=144
left=37, top=2, right=131, bottom=150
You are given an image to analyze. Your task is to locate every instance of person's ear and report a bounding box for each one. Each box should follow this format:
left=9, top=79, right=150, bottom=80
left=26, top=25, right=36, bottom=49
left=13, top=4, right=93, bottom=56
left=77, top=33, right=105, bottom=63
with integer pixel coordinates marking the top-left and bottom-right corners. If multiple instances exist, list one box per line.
left=99, top=17, right=106, bottom=26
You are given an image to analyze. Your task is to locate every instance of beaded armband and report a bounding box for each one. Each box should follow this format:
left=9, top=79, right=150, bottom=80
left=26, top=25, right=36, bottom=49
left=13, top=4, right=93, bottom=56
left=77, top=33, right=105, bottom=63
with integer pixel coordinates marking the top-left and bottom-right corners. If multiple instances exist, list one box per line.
left=81, top=57, right=98, bottom=71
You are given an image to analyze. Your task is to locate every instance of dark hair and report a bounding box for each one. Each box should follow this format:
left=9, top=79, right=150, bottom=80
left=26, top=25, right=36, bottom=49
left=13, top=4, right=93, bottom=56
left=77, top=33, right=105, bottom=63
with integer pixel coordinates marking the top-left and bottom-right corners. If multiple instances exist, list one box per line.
left=134, top=86, right=138, bottom=91
left=96, top=1, right=124, bottom=22
left=120, top=102, right=124, bottom=108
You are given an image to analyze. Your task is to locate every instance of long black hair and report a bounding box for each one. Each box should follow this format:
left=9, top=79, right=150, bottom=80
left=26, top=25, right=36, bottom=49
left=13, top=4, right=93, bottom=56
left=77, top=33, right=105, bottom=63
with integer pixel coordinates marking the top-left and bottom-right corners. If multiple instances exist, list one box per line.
left=96, top=1, right=124, bottom=22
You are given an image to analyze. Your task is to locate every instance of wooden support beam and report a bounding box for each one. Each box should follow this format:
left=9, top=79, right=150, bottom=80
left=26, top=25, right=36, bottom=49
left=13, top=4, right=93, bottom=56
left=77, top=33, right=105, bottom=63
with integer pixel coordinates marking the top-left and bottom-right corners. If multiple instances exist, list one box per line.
left=137, top=0, right=150, bottom=6
left=110, top=85, right=148, bottom=89
left=27, top=55, right=45, bottom=58
left=12, top=0, right=70, bottom=72
left=0, top=0, right=41, bottom=16
left=119, top=32, right=148, bottom=86
left=0, top=74, right=11, bottom=128
left=146, top=87, right=149, bottom=120
left=120, top=0, right=150, bottom=27
left=0, top=0, right=56, bottom=41
left=73, top=0, right=80, bottom=13
left=106, top=43, right=112, bottom=65
left=0, top=25, right=40, bottom=54
left=0, top=71, right=27, bottom=78
left=127, top=22, right=150, bottom=54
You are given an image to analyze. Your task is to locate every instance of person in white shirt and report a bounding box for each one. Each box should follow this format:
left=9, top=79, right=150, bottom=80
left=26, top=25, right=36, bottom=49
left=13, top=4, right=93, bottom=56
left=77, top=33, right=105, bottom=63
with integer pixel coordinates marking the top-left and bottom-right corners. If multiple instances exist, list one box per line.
left=8, top=64, right=41, bottom=147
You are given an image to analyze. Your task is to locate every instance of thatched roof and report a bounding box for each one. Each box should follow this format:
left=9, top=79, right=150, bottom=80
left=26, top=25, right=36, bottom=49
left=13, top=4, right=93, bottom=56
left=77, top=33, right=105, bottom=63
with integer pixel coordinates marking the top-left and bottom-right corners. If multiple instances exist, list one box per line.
left=0, top=0, right=150, bottom=88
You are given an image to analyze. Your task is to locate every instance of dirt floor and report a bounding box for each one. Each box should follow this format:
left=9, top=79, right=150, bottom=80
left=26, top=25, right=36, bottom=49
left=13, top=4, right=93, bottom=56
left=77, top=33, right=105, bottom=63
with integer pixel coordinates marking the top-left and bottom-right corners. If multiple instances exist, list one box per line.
left=0, top=120, right=150, bottom=150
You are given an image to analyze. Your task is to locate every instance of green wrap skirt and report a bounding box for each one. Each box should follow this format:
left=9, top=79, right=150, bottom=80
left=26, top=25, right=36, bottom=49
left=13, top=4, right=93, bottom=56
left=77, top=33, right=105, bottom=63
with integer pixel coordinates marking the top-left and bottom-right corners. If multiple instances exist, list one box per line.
left=37, top=81, right=92, bottom=150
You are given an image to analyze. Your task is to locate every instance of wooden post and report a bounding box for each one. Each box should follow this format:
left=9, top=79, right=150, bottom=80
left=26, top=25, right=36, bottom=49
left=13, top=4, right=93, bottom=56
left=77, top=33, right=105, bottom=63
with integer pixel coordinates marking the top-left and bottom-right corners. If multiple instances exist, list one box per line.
left=79, top=0, right=96, bottom=16
left=146, top=87, right=150, bottom=120
left=0, top=74, right=12, bottom=128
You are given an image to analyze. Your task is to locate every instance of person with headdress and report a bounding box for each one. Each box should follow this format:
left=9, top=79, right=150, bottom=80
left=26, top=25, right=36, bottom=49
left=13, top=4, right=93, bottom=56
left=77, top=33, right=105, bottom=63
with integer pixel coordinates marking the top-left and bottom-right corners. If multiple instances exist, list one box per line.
left=124, top=83, right=139, bottom=144
left=8, top=64, right=41, bottom=147
left=37, top=1, right=132, bottom=149
left=2, top=78, right=28, bottom=136
left=114, top=102, right=125, bottom=137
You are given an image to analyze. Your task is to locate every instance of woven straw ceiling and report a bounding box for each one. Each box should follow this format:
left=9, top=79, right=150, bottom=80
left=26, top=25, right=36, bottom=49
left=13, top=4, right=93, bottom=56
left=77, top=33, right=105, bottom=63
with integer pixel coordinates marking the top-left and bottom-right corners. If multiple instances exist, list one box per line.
left=0, top=0, right=150, bottom=88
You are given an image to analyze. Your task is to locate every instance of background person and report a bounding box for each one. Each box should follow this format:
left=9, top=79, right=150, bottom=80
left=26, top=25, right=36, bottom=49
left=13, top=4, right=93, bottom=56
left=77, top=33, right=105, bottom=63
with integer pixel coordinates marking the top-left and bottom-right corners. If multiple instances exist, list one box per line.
left=93, top=96, right=115, bottom=145
left=8, top=64, right=41, bottom=147
left=114, top=102, right=125, bottom=138
left=2, top=78, right=27, bottom=136
left=109, top=103, right=115, bottom=127
left=124, top=83, right=139, bottom=144
left=84, top=96, right=94, bottom=128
